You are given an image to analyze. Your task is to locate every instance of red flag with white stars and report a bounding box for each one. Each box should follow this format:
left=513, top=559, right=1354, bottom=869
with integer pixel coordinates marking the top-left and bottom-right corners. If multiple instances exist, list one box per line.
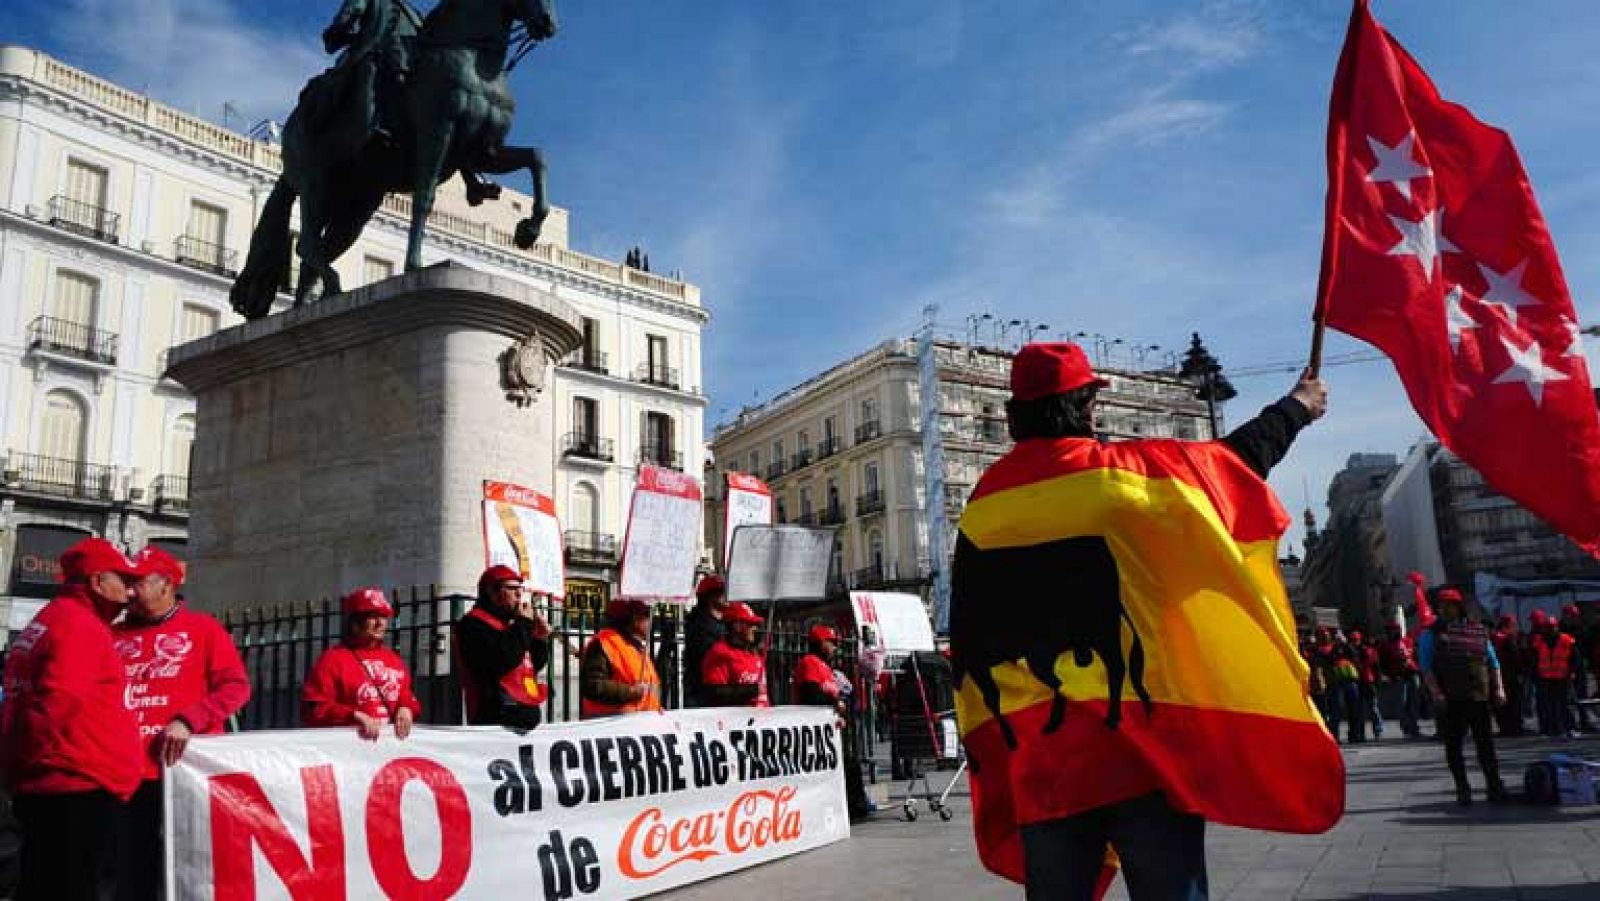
left=1316, top=0, right=1600, bottom=556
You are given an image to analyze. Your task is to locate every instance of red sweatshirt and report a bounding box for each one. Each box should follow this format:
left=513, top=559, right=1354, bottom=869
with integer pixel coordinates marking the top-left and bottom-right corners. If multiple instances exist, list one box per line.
left=113, top=605, right=252, bottom=780
left=701, top=640, right=770, bottom=707
left=302, top=643, right=421, bottom=726
left=0, top=587, right=141, bottom=800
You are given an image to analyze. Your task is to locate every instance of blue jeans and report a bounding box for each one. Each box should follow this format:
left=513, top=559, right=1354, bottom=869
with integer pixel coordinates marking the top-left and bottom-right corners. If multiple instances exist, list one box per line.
left=1393, top=675, right=1421, bottom=737
left=1021, top=792, right=1207, bottom=900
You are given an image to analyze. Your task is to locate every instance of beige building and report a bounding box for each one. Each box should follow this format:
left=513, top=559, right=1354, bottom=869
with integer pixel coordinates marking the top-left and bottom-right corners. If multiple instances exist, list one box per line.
left=0, top=45, right=706, bottom=620
left=707, top=337, right=1215, bottom=599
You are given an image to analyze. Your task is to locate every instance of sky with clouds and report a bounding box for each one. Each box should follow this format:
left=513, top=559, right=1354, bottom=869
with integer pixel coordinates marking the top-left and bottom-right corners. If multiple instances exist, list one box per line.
left=7, top=0, right=1600, bottom=549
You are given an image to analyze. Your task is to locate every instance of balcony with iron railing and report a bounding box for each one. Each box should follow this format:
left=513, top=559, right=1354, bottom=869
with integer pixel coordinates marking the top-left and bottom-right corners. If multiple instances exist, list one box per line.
left=819, top=504, right=846, bottom=526
left=151, top=474, right=189, bottom=513
left=563, top=349, right=610, bottom=376
left=816, top=436, right=841, bottom=460
left=562, top=432, right=614, bottom=462
left=174, top=235, right=239, bottom=278
left=27, top=316, right=118, bottom=366
left=564, top=530, right=617, bottom=563
left=856, top=490, right=885, bottom=517
left=633, top=363, right=681, bottom=391
left=47, top=195, right=120, bottom=244
left=855, top=420, right=882, bottom=444
left=850, top=564, right=886, bottom=588
left=2, top=453, right=117, bottom=501
left=790, top=449, right=814, bottom=472
left=638, top=444, right=683, bottom=471
left=764, top=460, right=788, bottom=481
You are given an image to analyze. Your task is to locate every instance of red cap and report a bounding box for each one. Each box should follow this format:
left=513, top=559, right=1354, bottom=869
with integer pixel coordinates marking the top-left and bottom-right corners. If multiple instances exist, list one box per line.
left=606, top=598, right=651, bottom=620
left=131, top=546, right=185, bottom=586
left=479, top=565, right=523, bottom=591
left=724, top=602, right=763, bottom=625
left=1406, top=571, right=1427, bottom=586
left=1349, top=630, right=1363, bottom=643
left=1010, top=343, right=1109, bottom=402
left=59, top=538, right=140, bottom=583
left=341, top=588, right=394, bottom=618
left=1563, top=604, right=1581, bottom=618
left=1436, top=588, right=1463, bottom=604
left=696, top=574, right=726, bottom=597
left=807, top=624, right=838, bottom=643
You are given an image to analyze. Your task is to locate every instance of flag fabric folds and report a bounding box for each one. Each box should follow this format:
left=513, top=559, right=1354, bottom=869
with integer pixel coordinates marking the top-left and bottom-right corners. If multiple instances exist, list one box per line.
left=1316, top=0, right=1600, bottom=555
left=950, top=437, right=1344, bottom=884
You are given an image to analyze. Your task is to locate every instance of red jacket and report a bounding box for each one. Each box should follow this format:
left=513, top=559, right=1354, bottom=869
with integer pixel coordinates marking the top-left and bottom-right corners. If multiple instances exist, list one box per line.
left=113, top=606, right=252, bottom=780
left=0, top=587, right=141, bottom=799
left=301, top=643, right=421, bottom=727
left=701, top=640, right=770, bottom=707
left=1377, top=636, right=1419, bottom=679
left=792, top=653, right=840, bottom=700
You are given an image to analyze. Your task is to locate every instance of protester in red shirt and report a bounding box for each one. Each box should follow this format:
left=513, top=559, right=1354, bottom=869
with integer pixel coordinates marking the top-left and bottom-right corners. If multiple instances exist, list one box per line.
left=1, top=538, right=143, bottom=901
left=792, top=625, right=845, bottom=714
left=700, top=603, right=769, bottom=707
left=302, top=588, right=420, bottom=740
left=1377, top=623, right=1422, bottom=739
left=110, top=546, right=250, bottom=901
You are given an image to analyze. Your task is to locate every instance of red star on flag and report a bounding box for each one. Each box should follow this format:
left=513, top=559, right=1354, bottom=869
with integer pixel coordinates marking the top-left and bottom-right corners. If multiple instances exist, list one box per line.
left=1315, top=0, right=1600, bottom=554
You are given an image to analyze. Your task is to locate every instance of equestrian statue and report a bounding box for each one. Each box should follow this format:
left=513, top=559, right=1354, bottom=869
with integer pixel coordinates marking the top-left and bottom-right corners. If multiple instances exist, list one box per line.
left=230, top=0, right=558, bottom=320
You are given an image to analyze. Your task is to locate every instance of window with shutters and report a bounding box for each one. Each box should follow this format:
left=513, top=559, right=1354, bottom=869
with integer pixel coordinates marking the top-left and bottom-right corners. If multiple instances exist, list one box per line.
left=188, top=201, right=226, bottom=245
left=180, top=304, right=219, bottom=343
left=52, top=271, right=98, bottom=326
left=643, top=412, right=676, bottom=468
left=573, top=397, right=598, bottom=439
left=364, top=256, right=394, bottom=283
left=39, top=390, right=87, bottom=463
left=52, top=159, right=116, bottom=242
left=179, top=200, right=231, bottom=273
left=65, top=159, right=109, bottom=208
left=864, top=461, right=880, bottom=495
left=166, top=415, right=195, bottom=477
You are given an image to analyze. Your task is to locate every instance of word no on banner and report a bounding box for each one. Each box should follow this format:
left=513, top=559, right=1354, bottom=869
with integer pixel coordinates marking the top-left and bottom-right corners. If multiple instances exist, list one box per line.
left=166, top=708, right=847, bottom=899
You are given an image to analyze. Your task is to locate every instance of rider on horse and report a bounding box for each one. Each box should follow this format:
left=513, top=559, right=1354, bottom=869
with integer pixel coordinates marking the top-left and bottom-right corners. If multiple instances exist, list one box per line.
left=320, top=0, right=419, bottom=145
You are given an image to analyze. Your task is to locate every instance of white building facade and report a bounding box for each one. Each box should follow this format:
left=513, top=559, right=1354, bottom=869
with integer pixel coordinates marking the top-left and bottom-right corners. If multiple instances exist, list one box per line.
left=0, top=45, right=706, bottom=618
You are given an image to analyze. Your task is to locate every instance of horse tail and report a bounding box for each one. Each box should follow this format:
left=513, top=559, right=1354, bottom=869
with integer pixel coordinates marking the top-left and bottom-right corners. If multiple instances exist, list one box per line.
left=229, top=180, right=297, bottom=320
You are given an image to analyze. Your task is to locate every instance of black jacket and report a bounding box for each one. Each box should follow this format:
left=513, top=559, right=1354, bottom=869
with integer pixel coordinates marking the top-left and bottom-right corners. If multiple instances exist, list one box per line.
left=683, top=602, right=725, bottom=706
left=1220, top=396, right=1314, bottom=479
left=455, top=602, right=550, bottom=729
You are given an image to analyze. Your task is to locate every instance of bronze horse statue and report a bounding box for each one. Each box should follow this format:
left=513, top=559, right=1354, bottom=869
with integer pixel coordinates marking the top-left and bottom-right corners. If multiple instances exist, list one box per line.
left=231, top=0, right=558, bottom=319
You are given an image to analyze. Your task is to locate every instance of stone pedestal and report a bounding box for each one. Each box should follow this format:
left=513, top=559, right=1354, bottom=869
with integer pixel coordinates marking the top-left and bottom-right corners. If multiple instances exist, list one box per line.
left=168, top=263, right=581, bottom=612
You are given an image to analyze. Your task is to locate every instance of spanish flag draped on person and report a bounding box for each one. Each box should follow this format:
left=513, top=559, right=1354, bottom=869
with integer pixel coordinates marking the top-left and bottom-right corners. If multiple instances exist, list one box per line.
left=951, top=342, right=1343, bottom=898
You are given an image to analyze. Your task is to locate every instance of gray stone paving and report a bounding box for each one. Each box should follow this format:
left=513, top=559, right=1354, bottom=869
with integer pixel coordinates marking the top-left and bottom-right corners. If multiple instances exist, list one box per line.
left=659, top=730, right=1600, bottom=900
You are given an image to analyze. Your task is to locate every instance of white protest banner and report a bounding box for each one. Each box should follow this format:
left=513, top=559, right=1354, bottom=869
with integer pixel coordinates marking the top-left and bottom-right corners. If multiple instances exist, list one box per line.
left=619, top=466, right=703, bottom=600
left=722, top=472, right=773, bottom=569
left=166, top=708, right=848, bottom=900
left=483, top=481, right=565, bottom=599
left=725, top=525, right=834, bottom=603
left=851, top=591, right=935, bottom=653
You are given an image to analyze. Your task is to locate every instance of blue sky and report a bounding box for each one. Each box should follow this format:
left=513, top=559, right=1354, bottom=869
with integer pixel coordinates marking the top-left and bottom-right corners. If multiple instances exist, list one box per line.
left=8, top=0, right=1600, bottom=549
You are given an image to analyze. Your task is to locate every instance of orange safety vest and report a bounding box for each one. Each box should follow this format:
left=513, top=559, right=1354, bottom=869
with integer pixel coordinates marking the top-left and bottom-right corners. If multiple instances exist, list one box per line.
left=1536, top=633, right=1576, bottom=680
left=580, top=628, right=662, bottom=719
left=454, top=606, right=548, bottom=723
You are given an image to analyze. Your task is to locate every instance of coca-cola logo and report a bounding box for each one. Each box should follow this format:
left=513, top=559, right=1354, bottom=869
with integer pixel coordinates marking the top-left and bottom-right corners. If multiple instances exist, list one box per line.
left=114, top=637, right=143, bottom=660
left=154, top=632, right=192, bottom=660
left=618, top=786, right=801, bottom=880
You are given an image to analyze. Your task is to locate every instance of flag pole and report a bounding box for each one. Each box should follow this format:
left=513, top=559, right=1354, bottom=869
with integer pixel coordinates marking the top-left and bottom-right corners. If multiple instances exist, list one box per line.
left=1308, top=312, right=1328, bottom=379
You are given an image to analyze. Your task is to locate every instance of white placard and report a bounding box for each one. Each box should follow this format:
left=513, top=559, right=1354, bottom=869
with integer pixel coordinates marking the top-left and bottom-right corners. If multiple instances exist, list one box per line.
left=851, top=591, right=935, bottom=653
left=725, top=526, right=834, bottom=603
left=482, top=481, right=565, bottom=598
left=166, top=708, right=848, bottom=899
left=619, top=466, right=704, bottom=600
left=723, top=473, right=774, bottom=569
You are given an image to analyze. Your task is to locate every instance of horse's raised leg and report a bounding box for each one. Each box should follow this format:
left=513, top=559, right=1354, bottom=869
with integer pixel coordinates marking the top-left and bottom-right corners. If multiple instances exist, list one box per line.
left=470, top=144, right=547, bottom=248
left=407, top=121, right=456, bottom=271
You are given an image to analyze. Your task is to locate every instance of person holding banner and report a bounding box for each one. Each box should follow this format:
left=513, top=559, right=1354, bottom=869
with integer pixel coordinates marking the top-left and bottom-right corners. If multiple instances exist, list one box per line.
left=700, top=602, right=769, bottom=707
left=110, top=546, right=250, bottom=901
left=579, top=598, right=663, bottom=718
left=302, top=588, right=420, bottom=740
left=685, top=573, right=728, bottom=707
left=1, top=538, right=143, bottom=901
left=454, top=565, right=550, bottom=730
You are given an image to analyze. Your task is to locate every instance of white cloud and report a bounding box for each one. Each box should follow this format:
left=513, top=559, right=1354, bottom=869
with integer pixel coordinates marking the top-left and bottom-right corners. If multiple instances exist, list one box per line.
left=47, top=0, right=323, bottom=126
left=1120, top=0, right=1266, bottom=74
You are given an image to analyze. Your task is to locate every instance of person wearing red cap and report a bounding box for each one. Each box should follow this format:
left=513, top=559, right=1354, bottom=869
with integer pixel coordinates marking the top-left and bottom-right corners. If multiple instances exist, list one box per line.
left=302, top=588, right=420, bottom=739
left=1531, top=608, right=1578, bottom=738
left=1417, top=588, right=1508, bottom=805
left=579, top=598, right=662, bottom=719
left=684, top=573, right=729, bottom=707
left=1557, top=603, right=1594, bottom=733
left=1, top=537, right=143, bottom=901
left=700, top=602, right=769, bottom=707
left=453, top=565, right=550, bottom=730
left=1491, top=614, right=1528, bottom=737
left=949, top=342, right=1327, bottom=898
left=110, top=546, right=251, bottom=901
left=792, top=624, right=846, bottom=714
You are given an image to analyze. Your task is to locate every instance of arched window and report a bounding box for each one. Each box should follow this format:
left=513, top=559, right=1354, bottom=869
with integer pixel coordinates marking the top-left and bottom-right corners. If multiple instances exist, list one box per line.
left=166, top=414, right=196, bottom=478
left=40, top=390, right=86, bottom=463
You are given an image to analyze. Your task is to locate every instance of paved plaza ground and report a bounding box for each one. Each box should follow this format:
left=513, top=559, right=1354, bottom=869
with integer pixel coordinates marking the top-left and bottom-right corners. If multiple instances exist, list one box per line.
left=663, top=729, right=1600, bottom=900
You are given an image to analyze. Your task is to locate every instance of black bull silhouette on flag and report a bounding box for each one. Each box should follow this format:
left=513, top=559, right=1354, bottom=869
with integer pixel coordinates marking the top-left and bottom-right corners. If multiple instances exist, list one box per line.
left=950, top=533, right=1154, bottom=754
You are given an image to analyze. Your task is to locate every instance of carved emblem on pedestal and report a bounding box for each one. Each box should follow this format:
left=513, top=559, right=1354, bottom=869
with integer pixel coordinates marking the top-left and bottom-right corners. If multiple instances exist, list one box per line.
left=502, top=332, right=548, bottom=407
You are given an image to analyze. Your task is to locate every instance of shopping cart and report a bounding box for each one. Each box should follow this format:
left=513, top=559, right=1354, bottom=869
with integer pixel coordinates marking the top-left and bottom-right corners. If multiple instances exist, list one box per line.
left=889, top=651, right=965, bottom=821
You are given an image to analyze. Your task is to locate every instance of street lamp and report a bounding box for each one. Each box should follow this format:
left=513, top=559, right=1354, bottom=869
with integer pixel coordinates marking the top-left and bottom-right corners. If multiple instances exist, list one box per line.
left=966, top=312, right=994, bottom=347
